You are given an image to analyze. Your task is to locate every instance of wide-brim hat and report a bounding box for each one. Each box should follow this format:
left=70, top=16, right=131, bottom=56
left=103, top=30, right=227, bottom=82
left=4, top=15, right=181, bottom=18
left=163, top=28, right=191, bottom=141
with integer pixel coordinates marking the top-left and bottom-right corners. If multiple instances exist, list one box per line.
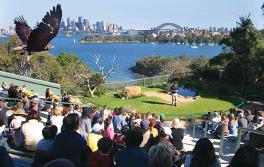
left=13, top=108, right=27, bottom=115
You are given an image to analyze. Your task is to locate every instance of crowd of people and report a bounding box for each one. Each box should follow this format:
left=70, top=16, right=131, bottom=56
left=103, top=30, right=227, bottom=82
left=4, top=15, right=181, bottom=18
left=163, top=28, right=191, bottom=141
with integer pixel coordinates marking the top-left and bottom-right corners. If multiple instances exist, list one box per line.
left=203, top=108, right=264, bottom=148
left=0, top=82, right=263, bottom=167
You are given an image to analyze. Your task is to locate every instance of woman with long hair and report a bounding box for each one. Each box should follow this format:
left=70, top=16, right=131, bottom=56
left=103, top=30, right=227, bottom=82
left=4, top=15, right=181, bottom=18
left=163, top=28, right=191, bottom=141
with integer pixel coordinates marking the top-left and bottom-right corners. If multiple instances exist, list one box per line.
left=184, top=138, right=220, bottom=167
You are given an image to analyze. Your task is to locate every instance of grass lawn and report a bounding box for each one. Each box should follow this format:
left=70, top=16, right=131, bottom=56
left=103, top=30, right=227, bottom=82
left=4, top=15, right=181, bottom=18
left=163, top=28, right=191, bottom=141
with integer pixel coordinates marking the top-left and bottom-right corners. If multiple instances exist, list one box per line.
left=81, top=82, right=242, bottom=118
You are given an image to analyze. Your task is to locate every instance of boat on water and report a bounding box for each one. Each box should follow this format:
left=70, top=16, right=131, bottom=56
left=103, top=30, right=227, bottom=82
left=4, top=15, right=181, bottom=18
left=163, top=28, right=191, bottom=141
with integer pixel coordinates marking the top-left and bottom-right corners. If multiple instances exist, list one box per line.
left=177, top=42, right=181, bottom=45
left=66, top=34, right=72, bottom=37
left=190, top=45, right=198, bottom=49
left=151, top=42, right=157, bottom=45
left=73, top=39, right=76, bottom=43
left=0, top=34, right=8, bottom=38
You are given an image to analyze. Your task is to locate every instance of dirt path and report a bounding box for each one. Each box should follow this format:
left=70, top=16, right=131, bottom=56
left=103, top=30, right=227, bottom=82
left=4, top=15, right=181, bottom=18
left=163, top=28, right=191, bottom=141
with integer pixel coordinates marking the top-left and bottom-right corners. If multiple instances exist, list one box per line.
left=143, top=91, right=196, bottom=105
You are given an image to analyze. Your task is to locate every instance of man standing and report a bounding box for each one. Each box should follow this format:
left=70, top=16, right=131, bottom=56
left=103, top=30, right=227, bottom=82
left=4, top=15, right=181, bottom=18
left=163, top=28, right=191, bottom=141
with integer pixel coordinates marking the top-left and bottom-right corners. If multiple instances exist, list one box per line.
left=170, top=82, right=179, bottom=106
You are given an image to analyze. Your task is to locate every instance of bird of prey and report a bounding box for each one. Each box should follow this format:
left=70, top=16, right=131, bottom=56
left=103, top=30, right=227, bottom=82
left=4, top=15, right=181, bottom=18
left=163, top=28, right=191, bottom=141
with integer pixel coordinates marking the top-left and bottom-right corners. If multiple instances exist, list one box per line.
left=13, top=4, right=62, bottom=55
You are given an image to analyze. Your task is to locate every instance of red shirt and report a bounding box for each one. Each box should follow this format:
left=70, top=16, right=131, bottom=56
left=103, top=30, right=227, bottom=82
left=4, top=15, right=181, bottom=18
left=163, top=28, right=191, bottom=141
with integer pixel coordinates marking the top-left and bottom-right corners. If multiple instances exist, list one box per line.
left=88, top=151, right=114, bottom=167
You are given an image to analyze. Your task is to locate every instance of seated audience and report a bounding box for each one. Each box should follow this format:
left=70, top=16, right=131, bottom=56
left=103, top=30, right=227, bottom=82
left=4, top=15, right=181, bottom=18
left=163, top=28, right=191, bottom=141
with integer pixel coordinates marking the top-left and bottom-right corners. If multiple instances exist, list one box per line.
left=228, top=114, right=237, bottom=136
left=228, top=145, right=259, bottom=167
left=149, top=118, right=158, bottom=138
left=116, top=127, right=148, bottom=167
left=139, top=119, right=151, bottom=148
left=21, top=111, right=44, bottom=151
left=171, top=118, right=185, bottom=151
left=53, top=113, right=91, bottom=167
left=87, top=123, right=103, bottom=152
left=184, top=138, right=221, bottom=167
left=50, top=106, right=64, bottom=134
left=103, top=117, right=114, bottom=140
left=79, top=106, right=93, bottom=139
left=10, top=109, right=27, bottom=148
left=88, top=137, right=114, bottom=167
left=149, top=144, right=173, bottom=167
left=237, top=112, right=248, bottom=128
left=112, top=107, right=127, bottom=133
left=31, top=125, right=58, bottom=167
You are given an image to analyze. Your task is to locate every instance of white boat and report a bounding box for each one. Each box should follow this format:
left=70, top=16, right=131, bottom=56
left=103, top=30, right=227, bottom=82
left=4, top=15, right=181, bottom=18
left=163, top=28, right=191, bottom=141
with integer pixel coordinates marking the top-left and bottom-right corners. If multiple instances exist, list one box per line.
left=66, top=34, right=72, bottom=37
left=190, top=45, right=198, bottom=49
left=73, top=39, right=76, bottom=43
left=151, top=42, right=157, bottom=45
left=0, top=34, right=7, bottom=38
left=177, top=42, right=181, bottom=45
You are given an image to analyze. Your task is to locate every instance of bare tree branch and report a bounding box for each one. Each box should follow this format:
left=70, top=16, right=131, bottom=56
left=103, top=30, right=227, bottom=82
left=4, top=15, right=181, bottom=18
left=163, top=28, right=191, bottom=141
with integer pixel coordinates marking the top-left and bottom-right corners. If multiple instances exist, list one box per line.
left=93, top=55, right=104, bottom=75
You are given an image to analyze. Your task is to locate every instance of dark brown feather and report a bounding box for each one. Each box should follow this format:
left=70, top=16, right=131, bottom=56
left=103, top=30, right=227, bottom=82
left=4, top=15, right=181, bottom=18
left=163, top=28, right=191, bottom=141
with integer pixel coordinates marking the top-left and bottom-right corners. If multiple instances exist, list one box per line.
left=27, top=4, right=62, bottom=52
left=14, top=16, right=32, bottom=45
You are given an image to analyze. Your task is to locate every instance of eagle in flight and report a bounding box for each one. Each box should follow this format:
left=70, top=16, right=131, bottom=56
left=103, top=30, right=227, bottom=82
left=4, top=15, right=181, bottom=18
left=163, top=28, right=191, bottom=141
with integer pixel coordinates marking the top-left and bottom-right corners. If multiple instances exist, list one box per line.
left=13, top=4, right=62, bottom=55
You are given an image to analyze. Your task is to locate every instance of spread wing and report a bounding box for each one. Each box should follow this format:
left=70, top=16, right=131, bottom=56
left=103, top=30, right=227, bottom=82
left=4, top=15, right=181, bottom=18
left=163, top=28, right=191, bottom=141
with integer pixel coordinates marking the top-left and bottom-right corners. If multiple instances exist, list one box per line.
left=27, top=4, right=62, bottom=52
left=14, top=16, right=32, bottom=45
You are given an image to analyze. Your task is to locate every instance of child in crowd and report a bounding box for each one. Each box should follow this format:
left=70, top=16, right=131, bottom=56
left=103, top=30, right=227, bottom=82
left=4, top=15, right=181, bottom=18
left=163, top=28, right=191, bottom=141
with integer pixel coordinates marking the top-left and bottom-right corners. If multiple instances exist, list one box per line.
left=88, top=137, right=114, bottom=167
left=31, top=125, right=58, bottom=167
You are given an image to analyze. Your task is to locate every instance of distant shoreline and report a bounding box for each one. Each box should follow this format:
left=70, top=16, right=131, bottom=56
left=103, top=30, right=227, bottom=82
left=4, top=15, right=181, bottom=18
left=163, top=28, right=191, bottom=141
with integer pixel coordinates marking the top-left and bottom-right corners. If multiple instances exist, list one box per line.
left=80, top=40, right=141, bottom=44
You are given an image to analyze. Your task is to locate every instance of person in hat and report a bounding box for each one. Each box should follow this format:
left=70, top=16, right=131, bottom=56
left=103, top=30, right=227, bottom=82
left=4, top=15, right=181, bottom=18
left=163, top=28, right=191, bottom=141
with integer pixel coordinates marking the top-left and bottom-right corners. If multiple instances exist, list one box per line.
left=170, top=81, right=179, bottom=106
left=171, top=118, right=185, bottom=151
left=87, top=123, right=104, bottom=152
left=139, top=119, right=151, bottom=148
left=10, top=108, right=27, bottom=148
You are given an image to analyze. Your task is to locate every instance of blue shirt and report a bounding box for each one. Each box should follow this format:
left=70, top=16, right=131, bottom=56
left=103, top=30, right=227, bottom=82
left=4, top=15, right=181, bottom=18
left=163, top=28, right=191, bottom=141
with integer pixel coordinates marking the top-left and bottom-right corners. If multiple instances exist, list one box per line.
left=116, top=147, right=149, bottom=167
left=53, top=130, right=90, bottom=167
left=112, top=115, right=127, bottom=133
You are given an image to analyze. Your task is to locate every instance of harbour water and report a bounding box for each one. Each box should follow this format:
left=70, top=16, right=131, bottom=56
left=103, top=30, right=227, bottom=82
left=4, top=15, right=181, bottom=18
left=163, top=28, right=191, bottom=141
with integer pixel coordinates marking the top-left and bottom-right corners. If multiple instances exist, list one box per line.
left=1, top=34, right=223, bottom=81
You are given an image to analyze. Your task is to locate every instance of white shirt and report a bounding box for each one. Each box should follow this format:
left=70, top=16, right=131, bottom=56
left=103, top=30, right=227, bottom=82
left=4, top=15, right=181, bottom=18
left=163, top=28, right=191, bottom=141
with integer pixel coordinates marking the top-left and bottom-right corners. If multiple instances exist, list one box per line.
left=21, top=120, right=44, bottom=151
left=50, top=115, right=64, bottom=134
left=10, top=116, right=26, bottom=130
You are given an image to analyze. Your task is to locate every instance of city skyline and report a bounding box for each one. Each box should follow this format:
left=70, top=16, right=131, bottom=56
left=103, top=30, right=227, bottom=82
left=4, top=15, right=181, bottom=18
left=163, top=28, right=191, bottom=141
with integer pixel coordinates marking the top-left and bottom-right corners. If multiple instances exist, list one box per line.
left=0, top=0, right=263, bottom=30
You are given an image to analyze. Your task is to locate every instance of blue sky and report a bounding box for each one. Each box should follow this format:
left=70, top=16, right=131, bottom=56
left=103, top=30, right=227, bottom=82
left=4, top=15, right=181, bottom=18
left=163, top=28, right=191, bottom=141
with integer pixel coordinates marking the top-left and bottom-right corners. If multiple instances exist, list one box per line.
left=0, top=0, right=263, bottom=29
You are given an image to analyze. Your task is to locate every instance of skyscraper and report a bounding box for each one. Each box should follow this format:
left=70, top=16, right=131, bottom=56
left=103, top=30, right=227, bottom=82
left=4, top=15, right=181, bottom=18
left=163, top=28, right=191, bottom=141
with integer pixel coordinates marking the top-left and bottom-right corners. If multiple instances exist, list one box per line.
left=77, top=16, right=83, bottom=30
left=67, top=17, right=71, bottom=28
left=83, top=19, right=90, bottom=31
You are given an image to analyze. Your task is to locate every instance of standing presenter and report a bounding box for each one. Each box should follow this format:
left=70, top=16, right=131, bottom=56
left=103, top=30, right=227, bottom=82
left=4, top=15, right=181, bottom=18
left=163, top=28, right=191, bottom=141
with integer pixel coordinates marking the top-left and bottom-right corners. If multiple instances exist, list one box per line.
left=170, top=81, right=179, bottom=106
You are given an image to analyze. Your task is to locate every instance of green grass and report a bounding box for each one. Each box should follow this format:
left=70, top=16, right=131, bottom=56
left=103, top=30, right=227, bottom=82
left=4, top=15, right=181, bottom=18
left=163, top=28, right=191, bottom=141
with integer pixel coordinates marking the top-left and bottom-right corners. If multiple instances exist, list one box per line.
left=81, top=82, right=242, bottom=118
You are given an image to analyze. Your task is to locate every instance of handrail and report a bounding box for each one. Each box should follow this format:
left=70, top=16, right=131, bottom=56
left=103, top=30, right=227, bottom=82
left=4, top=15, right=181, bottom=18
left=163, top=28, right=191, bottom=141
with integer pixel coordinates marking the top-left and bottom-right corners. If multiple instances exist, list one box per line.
left=235, top=127, right=264, bottom=151
left=0, top=96, right=81, bottom=106
left=164, top=101, right=245, bottom=118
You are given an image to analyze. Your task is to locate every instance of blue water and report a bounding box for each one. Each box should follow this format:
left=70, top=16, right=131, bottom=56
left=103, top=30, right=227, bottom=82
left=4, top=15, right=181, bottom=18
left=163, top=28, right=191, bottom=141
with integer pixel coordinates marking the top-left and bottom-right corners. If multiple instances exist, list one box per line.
left=1, top=34, right=223, bottom=81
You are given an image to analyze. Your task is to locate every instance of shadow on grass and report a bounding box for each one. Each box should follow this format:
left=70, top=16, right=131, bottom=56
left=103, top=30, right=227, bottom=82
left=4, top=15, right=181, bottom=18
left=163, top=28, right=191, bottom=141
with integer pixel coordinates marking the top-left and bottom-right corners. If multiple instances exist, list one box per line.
left=142, top=100, right=169, bottom=105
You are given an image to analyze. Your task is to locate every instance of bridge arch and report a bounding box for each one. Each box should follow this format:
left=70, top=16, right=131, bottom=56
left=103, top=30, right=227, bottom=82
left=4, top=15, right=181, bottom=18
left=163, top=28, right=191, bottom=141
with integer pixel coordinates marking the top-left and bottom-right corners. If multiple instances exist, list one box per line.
left=156, top=23, right=183, bottom=30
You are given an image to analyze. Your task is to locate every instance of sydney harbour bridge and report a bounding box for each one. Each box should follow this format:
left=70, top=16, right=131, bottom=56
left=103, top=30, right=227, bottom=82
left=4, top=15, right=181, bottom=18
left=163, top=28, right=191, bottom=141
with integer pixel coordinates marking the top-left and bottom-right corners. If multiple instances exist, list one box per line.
left=154, top=23, right=183, bottom=31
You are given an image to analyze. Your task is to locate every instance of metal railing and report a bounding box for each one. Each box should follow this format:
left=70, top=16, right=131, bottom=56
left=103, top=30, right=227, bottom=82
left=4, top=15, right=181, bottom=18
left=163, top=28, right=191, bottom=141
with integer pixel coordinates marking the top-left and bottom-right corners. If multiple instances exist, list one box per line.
left=235, top=127, right=264, bottom=151
left=102, top=72, right=194, bottom=92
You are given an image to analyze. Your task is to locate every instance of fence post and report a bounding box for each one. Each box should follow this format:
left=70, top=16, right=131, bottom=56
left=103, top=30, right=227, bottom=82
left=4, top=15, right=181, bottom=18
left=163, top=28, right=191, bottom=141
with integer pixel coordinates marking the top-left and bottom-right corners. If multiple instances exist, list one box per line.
left=204, top=121, right=208, bottom=138
left=116, top=83, right=118, bottom=92
left=219, top=124, right=225, bottom=156
left=235, top=128, right=242, bottom=151
left=192, top=119, right=195, bottom=139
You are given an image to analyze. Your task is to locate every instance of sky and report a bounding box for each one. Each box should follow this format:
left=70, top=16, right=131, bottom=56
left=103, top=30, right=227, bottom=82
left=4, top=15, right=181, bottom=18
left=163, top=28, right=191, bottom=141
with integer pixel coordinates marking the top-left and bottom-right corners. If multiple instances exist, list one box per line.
left=0, top=0, right=264, bottom=30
